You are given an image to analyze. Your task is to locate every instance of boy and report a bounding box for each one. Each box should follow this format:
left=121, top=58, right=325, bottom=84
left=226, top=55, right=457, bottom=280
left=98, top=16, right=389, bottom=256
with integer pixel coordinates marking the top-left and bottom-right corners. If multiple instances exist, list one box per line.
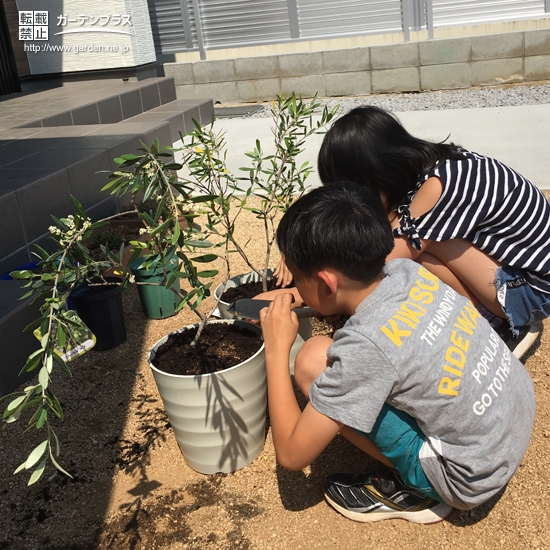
left=259, top=182, right=535, bottom=524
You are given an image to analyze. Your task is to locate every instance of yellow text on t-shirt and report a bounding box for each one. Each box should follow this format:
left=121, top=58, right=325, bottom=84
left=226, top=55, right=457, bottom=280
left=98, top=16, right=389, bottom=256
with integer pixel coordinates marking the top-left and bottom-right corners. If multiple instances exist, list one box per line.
left=437, top=302, right=481, bottom=396
left=381, top=267, right=439, bottom=347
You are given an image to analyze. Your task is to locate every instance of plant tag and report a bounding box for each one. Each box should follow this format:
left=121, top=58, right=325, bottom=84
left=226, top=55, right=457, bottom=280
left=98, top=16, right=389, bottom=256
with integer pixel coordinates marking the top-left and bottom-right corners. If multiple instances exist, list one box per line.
left=33, top=310, right=96, bottom=362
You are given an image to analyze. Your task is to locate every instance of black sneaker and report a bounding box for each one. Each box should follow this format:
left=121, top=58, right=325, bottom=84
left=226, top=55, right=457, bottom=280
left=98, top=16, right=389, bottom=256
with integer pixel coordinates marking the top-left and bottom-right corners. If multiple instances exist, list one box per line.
left=323, top=468, right=452, bottom=524
left=495, top=322, right=542, bottom=359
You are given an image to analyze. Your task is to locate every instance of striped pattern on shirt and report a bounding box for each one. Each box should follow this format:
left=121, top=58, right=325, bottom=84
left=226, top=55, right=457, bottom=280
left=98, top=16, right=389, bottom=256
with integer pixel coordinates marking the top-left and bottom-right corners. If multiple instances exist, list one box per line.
left=408, top=150, right=550, bottom=294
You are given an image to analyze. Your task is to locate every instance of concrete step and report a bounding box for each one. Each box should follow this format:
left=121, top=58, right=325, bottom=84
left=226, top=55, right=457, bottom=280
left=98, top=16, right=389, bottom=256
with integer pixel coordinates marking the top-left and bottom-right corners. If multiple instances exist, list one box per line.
left=0, top=77, right=213, bottom=396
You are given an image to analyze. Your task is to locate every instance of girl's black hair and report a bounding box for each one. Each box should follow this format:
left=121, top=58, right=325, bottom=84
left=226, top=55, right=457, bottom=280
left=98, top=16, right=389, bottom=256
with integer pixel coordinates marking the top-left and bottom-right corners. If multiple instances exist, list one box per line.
left=276, top=181, right=394, bottom=284
left=318, top=106, right=463, bottom=214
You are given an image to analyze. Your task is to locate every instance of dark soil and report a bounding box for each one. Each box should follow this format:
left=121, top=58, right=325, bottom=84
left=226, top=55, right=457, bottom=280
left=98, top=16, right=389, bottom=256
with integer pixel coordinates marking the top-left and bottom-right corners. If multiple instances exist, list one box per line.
left=151, top=323, right=263, bottom=376
left=221, top=278, right=289, bottom=302
left=84, top=224, right=143, bottom=262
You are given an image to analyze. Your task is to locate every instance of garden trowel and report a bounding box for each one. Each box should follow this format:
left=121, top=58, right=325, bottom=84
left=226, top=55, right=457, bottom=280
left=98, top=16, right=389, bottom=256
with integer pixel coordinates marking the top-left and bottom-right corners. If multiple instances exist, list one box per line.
left=227, top=299, right=320, bottom=320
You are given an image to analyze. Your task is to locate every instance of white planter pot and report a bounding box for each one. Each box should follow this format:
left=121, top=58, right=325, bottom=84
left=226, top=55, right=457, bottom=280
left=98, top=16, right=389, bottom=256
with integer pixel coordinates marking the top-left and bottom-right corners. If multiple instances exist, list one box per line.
left=214, top=270, right=311, bottom=375
left=148, top=319, right=266, bottom=475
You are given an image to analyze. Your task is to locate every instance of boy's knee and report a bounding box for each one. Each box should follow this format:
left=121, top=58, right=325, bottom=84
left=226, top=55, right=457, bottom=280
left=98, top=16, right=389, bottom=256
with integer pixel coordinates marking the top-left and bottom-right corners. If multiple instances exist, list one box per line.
left=294, top=336, right=332, bottom=396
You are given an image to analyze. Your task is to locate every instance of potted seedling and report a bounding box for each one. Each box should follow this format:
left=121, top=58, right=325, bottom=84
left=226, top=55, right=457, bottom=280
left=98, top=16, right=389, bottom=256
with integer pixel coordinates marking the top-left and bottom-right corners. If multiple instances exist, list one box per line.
left=179, top=94, right=338, bottom=369
left=104, top=143, right=269, bottom=474
left=182, top=94, right=338, bottom=297
left=2, top=139, right=267, bottom=483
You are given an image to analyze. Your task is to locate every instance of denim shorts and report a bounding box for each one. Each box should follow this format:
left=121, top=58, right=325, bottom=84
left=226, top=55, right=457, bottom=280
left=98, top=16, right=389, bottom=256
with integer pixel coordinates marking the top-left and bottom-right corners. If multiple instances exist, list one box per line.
left=495, top=265, right=550, bottom=334
left=356, top=404, right=443, bottom=502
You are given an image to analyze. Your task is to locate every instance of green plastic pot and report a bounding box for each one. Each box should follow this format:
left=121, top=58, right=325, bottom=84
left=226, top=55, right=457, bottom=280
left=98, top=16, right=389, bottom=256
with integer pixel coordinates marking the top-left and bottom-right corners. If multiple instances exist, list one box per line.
left=131, top=257, right=180, bottom=319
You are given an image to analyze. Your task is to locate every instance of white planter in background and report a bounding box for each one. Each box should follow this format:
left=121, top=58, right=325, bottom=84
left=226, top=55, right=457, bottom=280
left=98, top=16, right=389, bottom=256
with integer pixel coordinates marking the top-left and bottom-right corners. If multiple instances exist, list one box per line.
left=214, top=270, right=312, bottom=375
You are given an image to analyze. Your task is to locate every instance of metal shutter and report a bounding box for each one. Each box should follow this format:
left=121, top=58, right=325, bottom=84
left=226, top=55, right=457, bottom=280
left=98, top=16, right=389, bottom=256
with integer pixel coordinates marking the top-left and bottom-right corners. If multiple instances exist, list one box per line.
left=432, top=0, right=547, bottom=27
left=148, top=0, right=189, bottom=54
left=296, top=0, right=403, bottom=38
left=148, top=0, right=550, bottom=55
left=197, top=0, right=292, bottom=47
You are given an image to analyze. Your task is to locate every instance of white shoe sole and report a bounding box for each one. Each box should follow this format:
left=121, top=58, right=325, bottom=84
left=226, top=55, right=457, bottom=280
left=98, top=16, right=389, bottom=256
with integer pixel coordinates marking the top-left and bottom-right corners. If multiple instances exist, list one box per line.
left=513, top=322, right=542, bottom=359
left=325, top=494, right=453, bottom=524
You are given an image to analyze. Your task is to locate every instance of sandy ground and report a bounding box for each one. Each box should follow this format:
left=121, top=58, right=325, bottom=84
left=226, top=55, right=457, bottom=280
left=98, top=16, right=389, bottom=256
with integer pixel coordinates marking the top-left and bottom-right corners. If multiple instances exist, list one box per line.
left=0, top=199, right=549, bottom=550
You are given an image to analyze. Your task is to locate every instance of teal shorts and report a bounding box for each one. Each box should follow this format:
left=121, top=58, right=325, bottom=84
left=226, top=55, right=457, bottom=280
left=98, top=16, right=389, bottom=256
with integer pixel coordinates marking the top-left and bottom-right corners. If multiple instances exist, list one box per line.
left=356, top=404, right=443, bottom=502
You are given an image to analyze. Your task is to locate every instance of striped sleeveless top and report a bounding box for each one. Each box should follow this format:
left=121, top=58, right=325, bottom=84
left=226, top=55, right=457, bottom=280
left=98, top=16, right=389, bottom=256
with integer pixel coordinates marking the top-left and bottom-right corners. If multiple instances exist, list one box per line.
left=393, top=150, right=550, bottom=294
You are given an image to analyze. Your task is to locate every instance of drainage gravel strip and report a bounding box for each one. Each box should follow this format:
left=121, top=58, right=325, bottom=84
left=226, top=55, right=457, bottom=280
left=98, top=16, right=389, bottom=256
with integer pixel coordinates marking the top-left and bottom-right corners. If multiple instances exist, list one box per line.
left=219, top=83, right=550, bottom=118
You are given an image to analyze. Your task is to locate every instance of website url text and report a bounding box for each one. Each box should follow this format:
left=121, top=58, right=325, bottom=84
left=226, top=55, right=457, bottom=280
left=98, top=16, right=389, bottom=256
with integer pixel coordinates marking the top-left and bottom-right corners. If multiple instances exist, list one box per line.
left=24, top=43, right=130, bottom=54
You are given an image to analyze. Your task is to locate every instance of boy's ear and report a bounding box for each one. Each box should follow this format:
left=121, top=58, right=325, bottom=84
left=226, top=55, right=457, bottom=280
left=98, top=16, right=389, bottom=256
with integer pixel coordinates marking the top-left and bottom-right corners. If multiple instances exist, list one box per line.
left=317, top=270, right=338, bottom=296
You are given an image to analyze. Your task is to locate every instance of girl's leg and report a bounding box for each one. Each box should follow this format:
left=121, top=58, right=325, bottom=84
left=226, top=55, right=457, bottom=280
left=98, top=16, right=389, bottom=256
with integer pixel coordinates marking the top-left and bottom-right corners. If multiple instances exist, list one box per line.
left=421, top=239, right=504, bottom=317
left=417, top=252, right=476, bottom=303
left=294, top=336, right=393, bottom=467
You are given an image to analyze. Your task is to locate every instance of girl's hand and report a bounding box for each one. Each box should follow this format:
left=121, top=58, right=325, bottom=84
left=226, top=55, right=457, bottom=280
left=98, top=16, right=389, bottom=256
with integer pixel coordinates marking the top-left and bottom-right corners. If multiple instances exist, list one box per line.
left=259, top=293, right=299, bottom=357
left=274, top=256, right=293, bottom=287
left=253, top=286, right=303, bottom=305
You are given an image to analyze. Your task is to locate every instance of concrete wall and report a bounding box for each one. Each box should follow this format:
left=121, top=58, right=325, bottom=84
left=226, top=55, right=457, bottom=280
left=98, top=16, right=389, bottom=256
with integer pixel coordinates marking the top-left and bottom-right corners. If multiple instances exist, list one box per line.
left=164, top=28, right=550, bottom=103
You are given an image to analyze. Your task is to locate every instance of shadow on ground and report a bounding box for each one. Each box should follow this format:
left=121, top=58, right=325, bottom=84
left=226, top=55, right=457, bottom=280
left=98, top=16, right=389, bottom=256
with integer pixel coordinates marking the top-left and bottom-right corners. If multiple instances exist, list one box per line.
left=0, top=288, right=154, bottom=550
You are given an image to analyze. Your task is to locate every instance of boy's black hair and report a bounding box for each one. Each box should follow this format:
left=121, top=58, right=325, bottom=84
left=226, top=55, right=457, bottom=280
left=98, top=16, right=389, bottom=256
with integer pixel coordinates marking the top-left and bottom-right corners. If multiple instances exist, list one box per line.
left=276, top=182, right=394, bottom=284
left=318, top=106, right=463, bottom=214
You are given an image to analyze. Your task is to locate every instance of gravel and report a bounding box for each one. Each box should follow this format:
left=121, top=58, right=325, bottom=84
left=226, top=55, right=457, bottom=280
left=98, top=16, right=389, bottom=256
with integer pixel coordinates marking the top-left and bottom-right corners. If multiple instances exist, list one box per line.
left=229, top=82, right=550, bottom=118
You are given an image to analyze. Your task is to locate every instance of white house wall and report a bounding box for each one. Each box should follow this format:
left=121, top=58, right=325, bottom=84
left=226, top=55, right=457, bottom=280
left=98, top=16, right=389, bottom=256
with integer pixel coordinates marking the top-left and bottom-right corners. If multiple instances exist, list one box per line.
left=16, top=0, right=156, bottom=74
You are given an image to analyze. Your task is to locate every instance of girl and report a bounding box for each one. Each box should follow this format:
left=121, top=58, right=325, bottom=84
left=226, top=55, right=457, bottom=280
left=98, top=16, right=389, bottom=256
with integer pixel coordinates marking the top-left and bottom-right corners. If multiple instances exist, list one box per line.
left=309, top=105, right=550, bottom=358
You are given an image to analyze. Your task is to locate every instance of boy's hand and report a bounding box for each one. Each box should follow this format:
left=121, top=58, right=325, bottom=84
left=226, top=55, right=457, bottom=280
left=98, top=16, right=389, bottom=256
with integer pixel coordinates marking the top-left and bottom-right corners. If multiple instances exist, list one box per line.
left=274, top=256, right=293, bottom=288
left=259, top=293, right=299, bottom=356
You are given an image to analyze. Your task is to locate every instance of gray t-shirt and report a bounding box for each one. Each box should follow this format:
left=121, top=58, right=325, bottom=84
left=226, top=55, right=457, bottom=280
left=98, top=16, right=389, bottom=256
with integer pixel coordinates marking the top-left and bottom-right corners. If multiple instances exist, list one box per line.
left=310, top=258, right=535, bottom=509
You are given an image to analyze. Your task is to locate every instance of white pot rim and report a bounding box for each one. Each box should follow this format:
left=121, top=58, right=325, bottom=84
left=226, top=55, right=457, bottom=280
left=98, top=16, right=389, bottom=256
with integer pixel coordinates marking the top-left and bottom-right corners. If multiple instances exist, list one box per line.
left=148, top=319, right=265, bottom=379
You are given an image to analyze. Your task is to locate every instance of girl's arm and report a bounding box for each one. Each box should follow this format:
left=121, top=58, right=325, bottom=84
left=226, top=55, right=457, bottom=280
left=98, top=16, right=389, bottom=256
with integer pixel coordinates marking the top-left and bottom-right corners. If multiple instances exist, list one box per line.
left=387, top=234, right=425, bottom=261
left=260, top=294, right=342, bottom=470
left=253, top=285, right=303, bottom=305
left=387, top=176, right=443, bottom=261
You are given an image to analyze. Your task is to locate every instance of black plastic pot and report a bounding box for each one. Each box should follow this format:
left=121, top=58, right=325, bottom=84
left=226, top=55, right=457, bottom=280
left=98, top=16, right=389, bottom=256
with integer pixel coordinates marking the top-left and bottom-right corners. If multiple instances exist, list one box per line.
left=71, top=277, right=126, bottom=350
